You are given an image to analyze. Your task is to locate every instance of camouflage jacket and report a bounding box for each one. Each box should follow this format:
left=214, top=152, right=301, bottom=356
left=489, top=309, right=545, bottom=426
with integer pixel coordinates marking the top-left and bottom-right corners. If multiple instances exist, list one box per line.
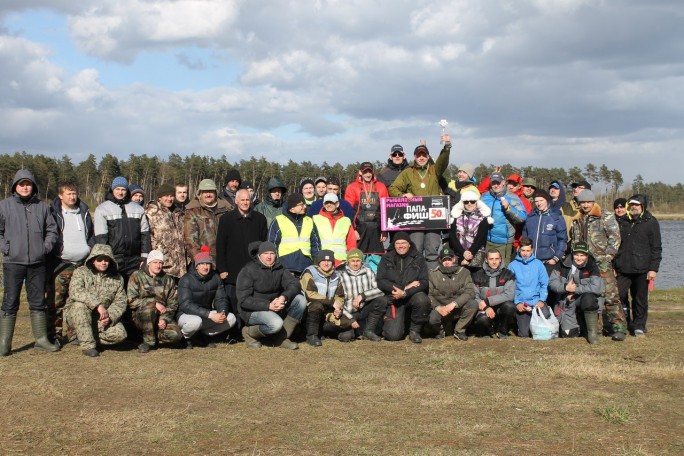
left=571, top=203, right=621, bottom=265
left=145, top=200, right=187, bottom=278
left=127, top=266, right=179, bottom=323
left=64, top=244, right=127, bottom=324
left=183, top=198, right=233, bottom=261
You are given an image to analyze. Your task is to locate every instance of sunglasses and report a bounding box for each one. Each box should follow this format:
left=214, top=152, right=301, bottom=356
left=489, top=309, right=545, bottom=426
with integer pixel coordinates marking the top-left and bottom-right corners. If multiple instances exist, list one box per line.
left=463, top=200, right=477, bottom=204
left=391, top=152, right=405, bottom=157
left=324, top=201, right=337, bottom=205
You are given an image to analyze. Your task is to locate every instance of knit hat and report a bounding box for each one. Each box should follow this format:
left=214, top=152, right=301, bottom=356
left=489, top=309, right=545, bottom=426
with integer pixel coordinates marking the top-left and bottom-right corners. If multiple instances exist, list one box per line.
left=257, top=241, right=277, bottom=256
left=522, top=177, right=537, bottom=188
left=129, top=184, right=144, bottom=196
left=197, top=179, right=218, bottom=193
left=391, top=144, right=404, bottom=153
left=314, top=176, right=327, bottom=185
left=194, top=246, right=213, bottom=265
left=490, top=172, right=505, bottom=183
left=414, top=145, right=429, bottom=155
left=572, top=242, right=589, bottom=254
left=576, top=189, right=596, bottom=202
left=157, top=183, right=175, bottom=197
left=323, top=193, right=339, bottom=203
left=393, top=231, right=411, bottom=244
left=111, top=176, right=128, bottom=190
left=613, top=198, right=627, bottom=209
left=460, top=190, right=480, bottom=203
left=439, top=246, right=456, bottom=260
left=315, top=249, right=335, bottom=265
left=533, top=189, right=551, bottom=205
left=147, top=250, right=164, bottom=264
left=239, top=180, right=254, bottom=190
left=347, top=248, right=363, bottom=261
left=299, top=177, right=315, bottom=192
left=224, top=169, right=241, bottom=185
left=287, top=192, right=306, bottom=208
left=458, top=163, right=475, bottom=178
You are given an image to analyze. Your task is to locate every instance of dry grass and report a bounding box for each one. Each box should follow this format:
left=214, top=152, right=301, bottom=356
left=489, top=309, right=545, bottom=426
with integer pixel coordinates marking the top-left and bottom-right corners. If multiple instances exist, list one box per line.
left=1, top=292, right=684, bottom=455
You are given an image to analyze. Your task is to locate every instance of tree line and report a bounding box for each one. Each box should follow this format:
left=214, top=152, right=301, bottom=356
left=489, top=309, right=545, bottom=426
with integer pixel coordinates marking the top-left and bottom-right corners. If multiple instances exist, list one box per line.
left=1, top=151, right=682, bottom=213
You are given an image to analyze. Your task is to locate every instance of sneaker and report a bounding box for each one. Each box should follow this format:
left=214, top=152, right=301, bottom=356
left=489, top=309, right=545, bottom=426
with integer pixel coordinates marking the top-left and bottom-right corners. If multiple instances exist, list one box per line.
left=634, top=329, right=645, bottom=337
left=453, top=332, right=468, bottom=341
left=138, top=343, right=151, bottom=353
left=82, top=348, right=99, bottom=357
left=611, top=332, right=626, bottom=342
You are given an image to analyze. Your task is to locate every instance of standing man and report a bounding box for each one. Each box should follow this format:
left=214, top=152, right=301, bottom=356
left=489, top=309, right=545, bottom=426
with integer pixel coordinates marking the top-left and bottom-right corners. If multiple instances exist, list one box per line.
left=344, top=162, right=389, bottom=255
left=613, top=198, right=627, bottom=219
left=614, top=195, right=662, bottom=337
left=521, top=178, right=537, bottom=210
left=389, top=138, right=452, bottom=268
left=145, top=183, right=187, bottom=279
left=307, top=177, right=355, bottom=220
left=254, top=177, right=288, bottom=227
left=312, top=194, right=356, bottom=266
left=219, top=169, right=241, bottom=207
left=183, top=178, right=233, bottom=263
left=174, top=183, right=189, bottom=214
left=0, top=169, right=59, bottom=355
left=548, top=180, right=566, bottom=211
left=561, top=180, right=591, bottom=242
left=47, top=181, right=95, bottom=344
left=377, top=144, right=409, bottom=188
left=571, top=189, right=627, bottom=341
left=94, top=176, right=151, bottom=279
left=314, top=177, right=328, bottom=200
left=216, top=189, right=268, bottom=327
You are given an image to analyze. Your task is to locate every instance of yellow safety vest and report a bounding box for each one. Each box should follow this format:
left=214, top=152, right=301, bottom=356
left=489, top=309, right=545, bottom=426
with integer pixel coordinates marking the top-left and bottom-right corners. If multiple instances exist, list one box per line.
left=313, top=214, right=352, bottom=261
left=275, top=214, right=313, bottom=257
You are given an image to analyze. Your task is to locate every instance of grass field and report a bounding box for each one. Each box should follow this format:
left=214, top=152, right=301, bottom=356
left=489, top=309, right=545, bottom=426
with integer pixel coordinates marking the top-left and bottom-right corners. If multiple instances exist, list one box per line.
left=1, top=289, right=683, bottom=455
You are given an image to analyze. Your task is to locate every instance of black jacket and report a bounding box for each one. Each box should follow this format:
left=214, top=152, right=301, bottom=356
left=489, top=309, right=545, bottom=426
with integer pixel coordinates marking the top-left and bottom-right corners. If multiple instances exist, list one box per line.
left=236, top=242, right=302, bottom=323
left=178, top=265, right=229, bottom=319
left=615, top=204, right=662, bottom=274
left=216, top=208, right=268, bottom=285
left=376, top=243, right=429, bottom=299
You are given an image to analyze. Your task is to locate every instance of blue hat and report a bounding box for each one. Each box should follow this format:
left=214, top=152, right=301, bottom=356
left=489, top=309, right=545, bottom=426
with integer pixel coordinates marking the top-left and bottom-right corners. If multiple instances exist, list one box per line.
left=111, top=176, right=128, bottom=190
left=549, top=182, right=561, bottom=190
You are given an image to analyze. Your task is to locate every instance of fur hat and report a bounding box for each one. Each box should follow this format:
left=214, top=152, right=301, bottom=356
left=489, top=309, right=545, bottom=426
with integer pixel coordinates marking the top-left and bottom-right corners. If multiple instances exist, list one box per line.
left=224, top=169, right=241, bottom=185
left=460, top=190, right=480, bottom=203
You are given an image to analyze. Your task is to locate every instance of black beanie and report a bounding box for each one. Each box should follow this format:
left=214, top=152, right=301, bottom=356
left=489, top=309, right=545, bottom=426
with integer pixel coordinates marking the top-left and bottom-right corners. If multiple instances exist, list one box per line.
left=287, top=192, right=305, bottom=209
left=613, top=198, right=627, bottom=209
left=224, top=169, right=242, bottom=185
left=532, top=189, right=551, bottom=205
left=393, top=231, right=411, bottom=244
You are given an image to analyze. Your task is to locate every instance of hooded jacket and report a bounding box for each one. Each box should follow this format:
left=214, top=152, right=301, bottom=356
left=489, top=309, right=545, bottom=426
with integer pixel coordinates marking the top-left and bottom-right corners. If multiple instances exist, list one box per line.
left=614, top=194, right=662, bottom=274
left=376, top=241, right=429, bottom=299
left=177, top=262, right=228, bottom=319
left=254, top=177, right=287, bottom=227
left=549, top=180, right=567, bottom=211
left=428, top=263, right=476, bottom=309
left=64, top=244, right=127, bottom=325
left=506, top=253, right=549, bottom=305
left=0, top=169, right=58, bottom=264
left=236, top=241, right=302, bottom=323
left=523, top=207, right=567, bottom=262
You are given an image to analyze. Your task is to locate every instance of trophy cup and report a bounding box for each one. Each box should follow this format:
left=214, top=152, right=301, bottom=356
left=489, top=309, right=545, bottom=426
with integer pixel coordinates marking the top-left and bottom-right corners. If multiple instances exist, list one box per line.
left=439, top=119, right=449, bottom=145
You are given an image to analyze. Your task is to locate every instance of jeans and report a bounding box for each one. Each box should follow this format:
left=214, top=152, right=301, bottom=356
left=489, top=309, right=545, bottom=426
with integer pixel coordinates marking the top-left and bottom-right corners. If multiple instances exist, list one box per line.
left=247, top=294, right=306, bottom=335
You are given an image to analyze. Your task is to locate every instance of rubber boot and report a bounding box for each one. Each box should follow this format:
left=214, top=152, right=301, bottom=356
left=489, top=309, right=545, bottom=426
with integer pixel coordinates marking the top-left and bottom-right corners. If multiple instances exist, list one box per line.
left=408, top=323, right=423, bottom=344
left=242, top=325, right=265, bottom=349
left=362, top=312, right=382, bottom=342
left=584, top=311, right=600, bottom=345
left=0, top=314, right=17, bottom=356
left=306, top=313, right=322, bottom=347
left=30, top=311, right=60, bottom=352
left=279, top=316, right=299, bottom=350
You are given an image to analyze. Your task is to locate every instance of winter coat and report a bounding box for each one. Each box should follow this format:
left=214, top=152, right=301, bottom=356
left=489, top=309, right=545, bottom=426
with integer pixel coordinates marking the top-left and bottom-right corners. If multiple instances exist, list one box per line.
left=376, top=243, right=429, bottom=298
left=428, top=263, right=476, bottom=309
left=307, top=198, right=356, bottom=223
left=183, top=197, right=232, bottom=262
left=145, top=200, right=187, bottom=278
left=127, top=265, right=179, bottom=324
left=216, top=208, right=268, bottom=285
left=388, top=146, right=451, bottom=197
left=312, top=209, right=357, bottom=265
left=177, top=264, right=228, bottom=319
left=64, top=244, right=127, bottom=325
left=448, top=202, right=491, bottom=265
left=377, top=159, right=409, bottom=188
left=570, top=203, right=621, bottom=267
left=471, top=263, right=516, bottom=307
left=94, top=188, right=151, bottom=272
left=49, top=195, right=95, bottom=261
left=481, top=189, right=527, bottom=244
left=344, top=175, right=389, bottom=254
left=300, top=265, right=345, bottom=309
left=339, top=264, right=384, bottom=320
left=522, top=208, right=567, bottom=262
left=549, top=180, right=567, bottom=211
left=268, top=210, right=321, bottom=275
left=235, top=242, right=302, bottom=323
left=254, top=177, right=287, bottom=227
left=549, top=254, right=604, bottom=306
left=614, top=197, right=662, bottom=274
left=506, top=253, right=549, bottom=305
left=0, top=169, right=58, bottom=265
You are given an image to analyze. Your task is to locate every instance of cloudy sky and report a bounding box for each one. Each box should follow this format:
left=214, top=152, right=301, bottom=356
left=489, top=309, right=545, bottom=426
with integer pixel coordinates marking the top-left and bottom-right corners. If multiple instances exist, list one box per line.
left=0, top=0, right=682, bottom=185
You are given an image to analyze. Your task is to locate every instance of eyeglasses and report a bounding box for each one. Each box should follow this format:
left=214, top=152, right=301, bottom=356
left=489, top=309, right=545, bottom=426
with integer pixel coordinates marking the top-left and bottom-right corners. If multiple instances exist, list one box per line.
left=463, top=200, right=477, bottom=204
left=391, top=152, right=405, bottom=157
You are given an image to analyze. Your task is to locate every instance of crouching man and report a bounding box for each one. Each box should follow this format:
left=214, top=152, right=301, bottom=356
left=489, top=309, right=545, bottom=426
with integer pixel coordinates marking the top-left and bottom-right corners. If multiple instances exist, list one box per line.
left=549, top=242, right=604, bottom=344
left=63, top=244, right=128, bottom=357
left=127, top=250, right=183, bottom=353
left=427, top=246, right=477, bottom=341
left=470, top=249, right=516, bottom=339
left=177, top=247, right=236, bottom=348
left=237, top=241, right=306, bottom=349
left=339, top=248, right=386, bottom=342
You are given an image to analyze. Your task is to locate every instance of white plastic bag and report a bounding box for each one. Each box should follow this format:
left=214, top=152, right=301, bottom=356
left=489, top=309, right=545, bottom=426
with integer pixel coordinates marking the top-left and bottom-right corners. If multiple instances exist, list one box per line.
left=530, top=306, right=559, bottom=340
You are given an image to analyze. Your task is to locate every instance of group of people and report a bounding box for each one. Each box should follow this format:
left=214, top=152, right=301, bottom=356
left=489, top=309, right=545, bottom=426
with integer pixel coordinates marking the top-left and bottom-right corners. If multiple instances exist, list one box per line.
left=0, top=136, right=663, bottom=356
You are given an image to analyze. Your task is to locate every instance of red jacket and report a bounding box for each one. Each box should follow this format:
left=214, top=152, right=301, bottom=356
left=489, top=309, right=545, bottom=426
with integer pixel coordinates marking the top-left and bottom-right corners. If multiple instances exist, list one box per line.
left=314, top=209, right=357, bottom=267
left=344, top=174, right=389, bottom=225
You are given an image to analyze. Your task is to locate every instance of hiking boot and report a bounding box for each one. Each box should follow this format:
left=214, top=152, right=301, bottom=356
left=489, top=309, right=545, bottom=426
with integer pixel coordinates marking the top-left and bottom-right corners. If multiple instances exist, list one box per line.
left=82, top=348, right=99, bottom=357
left=138, top=343, right=151, bottom=353
left=306, top=335, right=322, bottom=347
left=611, top=332, right=626, bottom=342
left=242, top=326, right=264, bottom=349
left=453, top=332, right=468, bottom=341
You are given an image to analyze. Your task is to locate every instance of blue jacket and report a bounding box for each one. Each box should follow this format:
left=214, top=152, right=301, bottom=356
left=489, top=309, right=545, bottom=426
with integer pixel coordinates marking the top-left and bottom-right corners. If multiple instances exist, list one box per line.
left=481, top=190, right=527, bottom=244
left=522, top=208, right=567, bottom=262
left=268, top=210, right=321, bottom=275
left=507, top=253, right=548, bottom=305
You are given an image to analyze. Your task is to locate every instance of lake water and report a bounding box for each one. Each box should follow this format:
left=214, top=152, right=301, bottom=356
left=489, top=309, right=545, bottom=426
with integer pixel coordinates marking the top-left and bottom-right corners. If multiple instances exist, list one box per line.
left=654, top=220, right=683, bottom=289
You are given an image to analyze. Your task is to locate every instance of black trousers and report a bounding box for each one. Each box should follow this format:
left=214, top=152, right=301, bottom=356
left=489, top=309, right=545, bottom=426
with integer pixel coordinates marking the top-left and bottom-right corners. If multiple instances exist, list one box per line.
left=472, top=301, right=516, bottom=336
left=2, top=263, right=46, bottom=315
left=381, top=292, right=431, bottom=341
left=617, top=272, right=650, bottom=332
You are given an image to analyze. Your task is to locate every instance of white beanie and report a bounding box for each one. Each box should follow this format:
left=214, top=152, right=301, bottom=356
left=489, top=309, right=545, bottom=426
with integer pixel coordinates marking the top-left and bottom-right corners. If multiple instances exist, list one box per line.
left=460, top=190, right=480, bottom=202
left=147, top=250, right=164, bottom=264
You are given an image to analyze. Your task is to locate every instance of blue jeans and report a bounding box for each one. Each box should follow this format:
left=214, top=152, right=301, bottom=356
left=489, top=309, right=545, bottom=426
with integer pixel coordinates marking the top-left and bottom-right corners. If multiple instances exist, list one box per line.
left=247, top=294, right=306, bottom=335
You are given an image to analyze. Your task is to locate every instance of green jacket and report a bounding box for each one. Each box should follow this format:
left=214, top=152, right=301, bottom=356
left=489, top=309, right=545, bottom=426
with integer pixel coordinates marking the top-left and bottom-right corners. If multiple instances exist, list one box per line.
left=428, top=263, right=475, bottom=309
left=389, top=146, right=451, bottom=197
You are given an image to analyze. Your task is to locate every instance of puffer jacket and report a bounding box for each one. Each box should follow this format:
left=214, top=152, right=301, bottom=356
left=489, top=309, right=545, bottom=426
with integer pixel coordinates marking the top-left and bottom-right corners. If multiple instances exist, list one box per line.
left=177, top=264, right=228, bottom=319
left=376, top=242, right=429, bottom=298
left=236, top=242, right=302, bottom=323
left=614, top=195, right=662, bottom=274
left=481, top=189, right=527, bottom=244
left=523, top=208, right=567, bottom=262
left=0, top=169, right=58, bottom=264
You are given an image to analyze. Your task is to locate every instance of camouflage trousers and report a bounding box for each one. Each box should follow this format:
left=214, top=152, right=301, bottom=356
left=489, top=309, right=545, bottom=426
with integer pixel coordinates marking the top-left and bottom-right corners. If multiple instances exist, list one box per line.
left=64, top=302, right=128, bottom=351
left=133, top=303, right=182, bottom=346
left=45, top=264, right=77, bottom=340
left=598, top=261, right=627, bottom=334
